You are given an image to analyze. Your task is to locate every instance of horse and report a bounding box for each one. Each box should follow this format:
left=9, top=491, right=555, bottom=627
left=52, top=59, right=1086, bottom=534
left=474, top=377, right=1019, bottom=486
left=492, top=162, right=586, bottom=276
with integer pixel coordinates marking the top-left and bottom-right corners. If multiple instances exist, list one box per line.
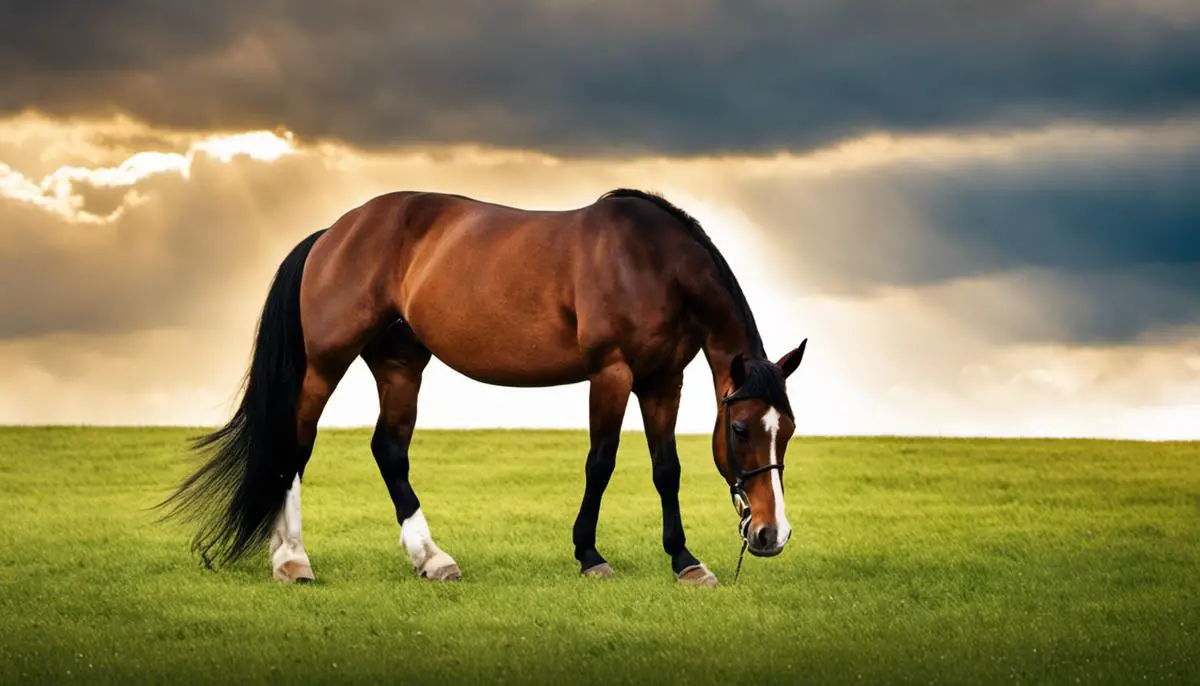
left=160, top=188, right=807, bottom=587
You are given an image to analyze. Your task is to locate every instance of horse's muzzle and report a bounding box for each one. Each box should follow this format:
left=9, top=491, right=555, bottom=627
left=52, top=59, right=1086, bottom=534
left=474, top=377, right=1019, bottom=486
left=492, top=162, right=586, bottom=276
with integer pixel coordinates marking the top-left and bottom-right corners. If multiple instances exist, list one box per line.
left=747, top=523, right=790, bottom=557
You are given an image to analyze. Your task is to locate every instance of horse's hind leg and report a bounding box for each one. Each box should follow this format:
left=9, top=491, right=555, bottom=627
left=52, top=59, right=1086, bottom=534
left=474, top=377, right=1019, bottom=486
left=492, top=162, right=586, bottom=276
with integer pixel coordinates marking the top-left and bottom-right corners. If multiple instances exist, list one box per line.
left=363, top=325, right=460, bottom=581
left=271, top=474, right=312, bottom=582
left=271, top=354, right=354, bottom=582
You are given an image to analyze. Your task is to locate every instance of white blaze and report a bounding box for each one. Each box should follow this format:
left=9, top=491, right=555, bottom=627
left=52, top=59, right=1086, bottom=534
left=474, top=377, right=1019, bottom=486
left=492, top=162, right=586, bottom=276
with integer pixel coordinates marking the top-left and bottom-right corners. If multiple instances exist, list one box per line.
left=761, top=407, right=792, bottom=545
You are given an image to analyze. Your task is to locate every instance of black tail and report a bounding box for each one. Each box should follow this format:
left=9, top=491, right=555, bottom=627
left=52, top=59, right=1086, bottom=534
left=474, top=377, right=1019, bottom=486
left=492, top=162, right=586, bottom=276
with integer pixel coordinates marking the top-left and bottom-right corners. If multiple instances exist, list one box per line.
left=160, top=228, right=327, bottom=568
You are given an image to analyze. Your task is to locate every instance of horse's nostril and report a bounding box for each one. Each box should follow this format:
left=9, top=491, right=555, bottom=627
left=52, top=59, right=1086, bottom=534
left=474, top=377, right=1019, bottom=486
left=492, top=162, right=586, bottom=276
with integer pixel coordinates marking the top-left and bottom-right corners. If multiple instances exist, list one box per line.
left=756, top=525, right=777, bottom=549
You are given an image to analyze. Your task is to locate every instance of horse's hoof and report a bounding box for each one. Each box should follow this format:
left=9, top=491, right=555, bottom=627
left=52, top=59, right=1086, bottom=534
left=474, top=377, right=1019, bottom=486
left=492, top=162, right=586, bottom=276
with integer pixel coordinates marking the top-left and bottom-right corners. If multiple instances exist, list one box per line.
left=581, top=563, right=615, bottom=578
left=274, top=560, right=315, bottom=584
left=418, top=552, right=462, bottom=581
left=420, top=563, right=462, bottom=581
left=676, top=563, right=718, bottom=588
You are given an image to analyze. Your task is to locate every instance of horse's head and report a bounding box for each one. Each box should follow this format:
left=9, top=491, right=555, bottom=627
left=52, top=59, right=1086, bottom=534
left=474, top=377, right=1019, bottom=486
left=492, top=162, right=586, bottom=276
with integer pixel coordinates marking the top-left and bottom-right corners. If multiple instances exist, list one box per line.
left=713, top=340, right=806, bottom=558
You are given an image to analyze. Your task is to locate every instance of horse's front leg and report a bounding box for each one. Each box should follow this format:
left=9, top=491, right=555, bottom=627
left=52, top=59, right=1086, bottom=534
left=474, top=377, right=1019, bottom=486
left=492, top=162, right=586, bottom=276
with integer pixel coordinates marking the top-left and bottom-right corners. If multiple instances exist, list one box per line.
left=637, top=376, right=718, bottom=586
left=572, top=362, right=633, bottom=576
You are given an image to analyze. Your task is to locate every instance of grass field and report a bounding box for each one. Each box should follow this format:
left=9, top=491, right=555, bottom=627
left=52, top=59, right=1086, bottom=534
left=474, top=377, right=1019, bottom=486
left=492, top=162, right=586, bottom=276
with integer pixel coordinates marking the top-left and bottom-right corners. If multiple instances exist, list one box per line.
left=0, top=427, right=1196, bottom=684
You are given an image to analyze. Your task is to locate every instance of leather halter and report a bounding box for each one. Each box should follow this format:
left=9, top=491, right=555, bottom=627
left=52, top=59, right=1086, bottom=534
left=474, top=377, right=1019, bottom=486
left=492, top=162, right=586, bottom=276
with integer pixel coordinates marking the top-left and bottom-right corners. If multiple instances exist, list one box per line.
left=721, top=388, right=785, bottom=542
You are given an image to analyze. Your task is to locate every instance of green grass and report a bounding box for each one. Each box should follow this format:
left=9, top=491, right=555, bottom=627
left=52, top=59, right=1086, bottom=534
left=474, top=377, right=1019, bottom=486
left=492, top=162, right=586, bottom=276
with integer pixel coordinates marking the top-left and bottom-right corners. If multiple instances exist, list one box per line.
left=0, top=427, right=1196, bottom=684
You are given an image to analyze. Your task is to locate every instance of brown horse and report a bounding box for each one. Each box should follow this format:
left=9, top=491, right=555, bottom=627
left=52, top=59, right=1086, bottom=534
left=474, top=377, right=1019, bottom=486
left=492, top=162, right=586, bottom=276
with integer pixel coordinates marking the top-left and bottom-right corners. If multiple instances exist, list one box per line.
left=162, top=188, right=807, bottom=587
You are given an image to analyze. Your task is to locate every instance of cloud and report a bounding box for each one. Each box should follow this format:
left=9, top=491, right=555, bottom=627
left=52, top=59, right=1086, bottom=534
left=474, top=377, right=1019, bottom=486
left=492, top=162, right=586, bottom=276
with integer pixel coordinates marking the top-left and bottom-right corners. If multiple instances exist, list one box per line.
left=2, top=1, right=1199, bottom=155
left=0, top=114, right=1196, bottom=437
left=0, top=132, right=328, bottom=339
left=724, top=121, right=1200, bottom=344
left=3, top=117, right=1198, bottom=347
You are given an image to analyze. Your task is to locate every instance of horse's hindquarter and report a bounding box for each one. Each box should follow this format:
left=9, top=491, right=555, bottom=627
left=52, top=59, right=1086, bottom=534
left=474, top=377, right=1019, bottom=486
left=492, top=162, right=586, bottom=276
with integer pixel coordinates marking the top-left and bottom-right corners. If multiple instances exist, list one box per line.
left=398, top=204, right=591, bottom=387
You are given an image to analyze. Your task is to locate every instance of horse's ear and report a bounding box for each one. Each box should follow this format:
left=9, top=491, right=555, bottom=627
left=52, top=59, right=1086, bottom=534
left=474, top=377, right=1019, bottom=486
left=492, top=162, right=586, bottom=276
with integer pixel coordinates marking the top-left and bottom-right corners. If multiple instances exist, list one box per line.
left=730, top=352, right=748, bottom=388
left=776, top=339, right=807, bottom=379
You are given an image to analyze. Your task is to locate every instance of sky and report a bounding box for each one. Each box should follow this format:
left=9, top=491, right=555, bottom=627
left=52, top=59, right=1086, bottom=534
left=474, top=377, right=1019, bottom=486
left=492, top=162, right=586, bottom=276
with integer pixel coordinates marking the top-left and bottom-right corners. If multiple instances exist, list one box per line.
left=1, top=0, right=1198, bottom=439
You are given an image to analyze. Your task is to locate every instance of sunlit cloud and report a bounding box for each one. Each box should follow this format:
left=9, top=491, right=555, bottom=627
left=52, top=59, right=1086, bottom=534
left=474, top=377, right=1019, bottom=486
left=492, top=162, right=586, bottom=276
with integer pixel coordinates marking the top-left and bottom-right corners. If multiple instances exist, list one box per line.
left=192, top=130, right=295, bottom=163
left=0, top=126, right=294, bottom=223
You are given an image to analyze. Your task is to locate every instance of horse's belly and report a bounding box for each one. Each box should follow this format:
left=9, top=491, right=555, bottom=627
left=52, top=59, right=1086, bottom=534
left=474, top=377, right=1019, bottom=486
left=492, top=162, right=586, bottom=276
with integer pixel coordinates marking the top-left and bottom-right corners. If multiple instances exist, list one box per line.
left=398, top=215, right=590, bottom=386
left=405, top=304, right=588, bottom=387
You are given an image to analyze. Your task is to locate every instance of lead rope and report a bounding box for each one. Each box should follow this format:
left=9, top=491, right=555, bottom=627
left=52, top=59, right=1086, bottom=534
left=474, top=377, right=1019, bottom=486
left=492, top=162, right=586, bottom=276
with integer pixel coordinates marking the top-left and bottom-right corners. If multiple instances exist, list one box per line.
left=732, top=501, right=751, bottom=584
left=733, top=538, right=749, bottom=583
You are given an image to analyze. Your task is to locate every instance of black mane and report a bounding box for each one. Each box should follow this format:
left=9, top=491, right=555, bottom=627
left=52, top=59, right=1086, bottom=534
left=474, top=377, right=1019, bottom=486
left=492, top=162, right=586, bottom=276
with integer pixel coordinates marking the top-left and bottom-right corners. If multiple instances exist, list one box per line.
left=600, top=188, right=768, bottom=359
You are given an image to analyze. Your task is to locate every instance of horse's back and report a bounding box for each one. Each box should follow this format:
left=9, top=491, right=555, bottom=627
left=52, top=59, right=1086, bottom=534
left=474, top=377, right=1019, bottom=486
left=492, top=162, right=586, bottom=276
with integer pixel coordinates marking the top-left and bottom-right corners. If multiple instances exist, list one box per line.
left=305, top=190, right=704, bottom=386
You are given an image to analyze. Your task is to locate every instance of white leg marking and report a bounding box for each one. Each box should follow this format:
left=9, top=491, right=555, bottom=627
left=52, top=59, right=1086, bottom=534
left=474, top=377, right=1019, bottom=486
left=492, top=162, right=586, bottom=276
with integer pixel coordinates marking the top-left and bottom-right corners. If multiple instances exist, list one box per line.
left=762, top=407, right=792, bottom=545
left=271, top=475, right=312, bottom=574
left=400, top=508, right=457, bottom=576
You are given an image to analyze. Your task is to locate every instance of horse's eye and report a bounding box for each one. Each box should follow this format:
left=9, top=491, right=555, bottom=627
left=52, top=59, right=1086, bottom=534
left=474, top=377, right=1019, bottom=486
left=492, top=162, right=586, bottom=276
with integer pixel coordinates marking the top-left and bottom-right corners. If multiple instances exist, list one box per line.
left=732, top=421, right=750, bottom=441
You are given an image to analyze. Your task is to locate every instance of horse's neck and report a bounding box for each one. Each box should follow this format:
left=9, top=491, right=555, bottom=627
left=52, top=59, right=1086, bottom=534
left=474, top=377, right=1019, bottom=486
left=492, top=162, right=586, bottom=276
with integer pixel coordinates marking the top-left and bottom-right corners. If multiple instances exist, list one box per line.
left=683, top=262, right=760, bottom=403
left=702, top=327, right=752, bottom=404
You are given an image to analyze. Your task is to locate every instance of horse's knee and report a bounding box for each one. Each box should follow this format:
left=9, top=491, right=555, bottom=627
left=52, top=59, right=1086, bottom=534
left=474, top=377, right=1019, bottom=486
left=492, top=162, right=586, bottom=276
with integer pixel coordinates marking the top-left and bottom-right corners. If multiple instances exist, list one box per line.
left=652, top=457, right=681, bottom=493
left=371, top=421, right=409, bottom=466
left=585, top=437, right=619, bottom=477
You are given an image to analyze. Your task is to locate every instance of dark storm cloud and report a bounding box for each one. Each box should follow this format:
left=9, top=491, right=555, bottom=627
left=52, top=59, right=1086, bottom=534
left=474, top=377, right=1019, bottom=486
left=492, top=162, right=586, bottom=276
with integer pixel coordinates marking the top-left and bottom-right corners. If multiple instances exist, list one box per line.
left=731, top=129, right=1200, bottom=344
left=909, top=263, right=1200, bottom=346
left=1, top=0, right=1198, bottom=155
left=844, top=142, right=1200, bottom=287
left=1017, top=265, right=1200, bottom=345
left=900, top=148, right=1200, bottom=283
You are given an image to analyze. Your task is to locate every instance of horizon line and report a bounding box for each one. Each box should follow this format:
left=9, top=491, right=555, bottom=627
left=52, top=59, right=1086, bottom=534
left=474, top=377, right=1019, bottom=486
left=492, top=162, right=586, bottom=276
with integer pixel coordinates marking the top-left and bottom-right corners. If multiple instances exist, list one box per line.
left=0, top=424, right=1193, bottom=443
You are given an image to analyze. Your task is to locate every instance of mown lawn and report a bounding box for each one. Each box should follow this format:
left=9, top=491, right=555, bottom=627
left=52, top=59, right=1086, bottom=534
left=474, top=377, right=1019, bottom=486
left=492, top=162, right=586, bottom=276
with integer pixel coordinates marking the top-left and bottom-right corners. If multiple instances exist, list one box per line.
left=0, top=427, right=1196, bottom=684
